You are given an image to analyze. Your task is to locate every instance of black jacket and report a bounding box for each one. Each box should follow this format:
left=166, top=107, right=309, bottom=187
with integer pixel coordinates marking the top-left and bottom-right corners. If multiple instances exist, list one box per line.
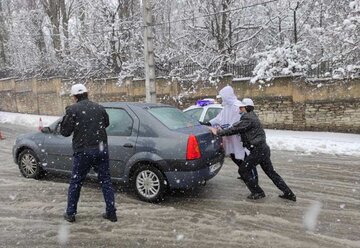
left=217, top=111, right=266, bottom=150
left=60, top=99, right=109, bottom=152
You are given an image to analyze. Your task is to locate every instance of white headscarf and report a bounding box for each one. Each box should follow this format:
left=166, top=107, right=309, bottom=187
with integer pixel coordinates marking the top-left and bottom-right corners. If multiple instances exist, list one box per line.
left=219, top=86, right=238, bottom=106
left=209, top=86, right=245, bottom=160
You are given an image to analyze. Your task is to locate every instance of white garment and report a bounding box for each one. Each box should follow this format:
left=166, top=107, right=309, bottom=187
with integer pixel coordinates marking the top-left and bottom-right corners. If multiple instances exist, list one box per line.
left=209, top=86, right=245, bottom=160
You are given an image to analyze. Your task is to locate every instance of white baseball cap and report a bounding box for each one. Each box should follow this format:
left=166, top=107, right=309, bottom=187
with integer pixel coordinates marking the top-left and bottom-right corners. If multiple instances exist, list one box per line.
left=234, top=100, right=246, bottom=107
left=70, top=84, right=88, bottom=96
left=242, top=98, right=254, bottom=106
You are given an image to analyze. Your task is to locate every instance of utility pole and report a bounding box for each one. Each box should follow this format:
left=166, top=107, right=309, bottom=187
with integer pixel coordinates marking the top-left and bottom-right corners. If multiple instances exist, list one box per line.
left=142, top=0, right=156, bottom=103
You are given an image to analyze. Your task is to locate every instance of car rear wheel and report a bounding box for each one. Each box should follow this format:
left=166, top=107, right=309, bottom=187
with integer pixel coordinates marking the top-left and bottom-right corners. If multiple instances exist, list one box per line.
left=18, top=149, right=44, bottom=179
left=133, top=165, right=167, bottom=202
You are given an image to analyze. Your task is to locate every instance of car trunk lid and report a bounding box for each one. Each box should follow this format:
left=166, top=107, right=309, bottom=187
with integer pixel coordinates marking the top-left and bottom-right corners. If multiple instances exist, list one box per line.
left=177, top=125, right=223, bottom=160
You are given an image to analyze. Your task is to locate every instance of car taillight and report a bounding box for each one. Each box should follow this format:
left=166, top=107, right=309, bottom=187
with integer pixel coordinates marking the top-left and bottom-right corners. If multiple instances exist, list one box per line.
left=186, top=135, right=201, bottom=160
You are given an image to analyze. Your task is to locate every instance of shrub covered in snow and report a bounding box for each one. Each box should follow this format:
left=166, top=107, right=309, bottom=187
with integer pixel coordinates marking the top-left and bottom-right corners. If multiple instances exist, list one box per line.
left=350, top=0, right=360, bottom=12
left=250, top=43, right=310, bottom=83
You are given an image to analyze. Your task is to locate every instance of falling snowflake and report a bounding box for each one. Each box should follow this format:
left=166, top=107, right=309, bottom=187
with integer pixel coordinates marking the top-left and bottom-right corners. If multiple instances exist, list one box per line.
left=303, top=201, right=322, bottom=232
left=176, top=234, right=184, bottom=241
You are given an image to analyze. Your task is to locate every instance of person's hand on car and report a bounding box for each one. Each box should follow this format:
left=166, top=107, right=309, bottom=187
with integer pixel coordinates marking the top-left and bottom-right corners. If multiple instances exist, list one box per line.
left=208, top=126, right=218, bottom=135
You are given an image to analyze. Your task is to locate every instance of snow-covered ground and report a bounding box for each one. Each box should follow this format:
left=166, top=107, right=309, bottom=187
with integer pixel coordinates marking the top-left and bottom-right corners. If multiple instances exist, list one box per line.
left=1, top=111, right=359, bottom=157
left=0, top=111, right=359, bottom=247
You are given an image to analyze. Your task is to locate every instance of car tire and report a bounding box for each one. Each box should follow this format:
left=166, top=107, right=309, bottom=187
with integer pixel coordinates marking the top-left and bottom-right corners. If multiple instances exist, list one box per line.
left=18, top=149, right=44, bottom=179
left=133, top=164, right=167, bottom=203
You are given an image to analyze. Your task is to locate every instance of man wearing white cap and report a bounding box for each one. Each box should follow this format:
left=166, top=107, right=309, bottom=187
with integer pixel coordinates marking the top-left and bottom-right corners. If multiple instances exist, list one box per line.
left=60, top=83, right=117, bottom=222
left=210, top=98, right=296, bottom=201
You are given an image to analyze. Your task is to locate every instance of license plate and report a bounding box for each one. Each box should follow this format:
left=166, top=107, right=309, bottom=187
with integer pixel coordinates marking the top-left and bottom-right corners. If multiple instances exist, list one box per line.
left=209, top=162, right=221, bottom=173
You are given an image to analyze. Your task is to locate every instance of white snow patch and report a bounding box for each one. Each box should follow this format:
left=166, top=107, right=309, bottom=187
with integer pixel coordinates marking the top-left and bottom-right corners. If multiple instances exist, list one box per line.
left=0, top=111, right=60, bottom=128
left=266, top=129, right=360, bottom=157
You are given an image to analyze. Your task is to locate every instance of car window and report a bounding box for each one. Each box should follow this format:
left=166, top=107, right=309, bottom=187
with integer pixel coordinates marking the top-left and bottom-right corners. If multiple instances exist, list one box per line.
left=48, top=118, right=62, bottom=133
left=148, top=107, right=199, bottom=130
left=183, top=108, right=203, bottom=121
left=106, top=108, right=133, bottom=136
left=203, top=107, right=222, bottom=122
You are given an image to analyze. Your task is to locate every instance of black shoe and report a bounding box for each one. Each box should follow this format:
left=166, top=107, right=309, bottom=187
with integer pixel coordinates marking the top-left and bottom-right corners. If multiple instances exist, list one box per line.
left=247, top=192, right=266, bottom=200
left=63, top=213, right=75, bottom=222
left=102, top=212, right=117, bottom=222
left=279, top=193, right=296, bottom=202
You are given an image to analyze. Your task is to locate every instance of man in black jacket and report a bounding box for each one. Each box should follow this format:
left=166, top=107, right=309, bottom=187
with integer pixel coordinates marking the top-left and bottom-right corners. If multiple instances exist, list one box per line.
left=209, top=98, right=296, bottom=201
left=60, top=83, right=117, bottom=222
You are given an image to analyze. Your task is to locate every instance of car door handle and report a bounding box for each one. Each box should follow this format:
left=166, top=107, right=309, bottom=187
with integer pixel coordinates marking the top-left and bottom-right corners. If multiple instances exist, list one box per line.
left=123, top=143, right=134, bottom=148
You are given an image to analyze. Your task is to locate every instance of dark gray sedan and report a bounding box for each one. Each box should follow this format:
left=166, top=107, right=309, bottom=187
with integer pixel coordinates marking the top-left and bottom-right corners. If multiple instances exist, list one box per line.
left=13, top=102, right=224, bottom=202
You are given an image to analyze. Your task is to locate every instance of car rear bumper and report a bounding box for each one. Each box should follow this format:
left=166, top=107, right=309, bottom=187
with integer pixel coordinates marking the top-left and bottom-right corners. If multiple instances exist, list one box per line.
left=164, top=160, right=223, bottom=189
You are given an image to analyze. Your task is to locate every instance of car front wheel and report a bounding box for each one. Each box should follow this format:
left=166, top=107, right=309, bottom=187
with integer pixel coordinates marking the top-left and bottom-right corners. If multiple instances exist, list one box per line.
left=133, top=165, right=167, bottom=202
left=18, top=149, right=44, bottom=179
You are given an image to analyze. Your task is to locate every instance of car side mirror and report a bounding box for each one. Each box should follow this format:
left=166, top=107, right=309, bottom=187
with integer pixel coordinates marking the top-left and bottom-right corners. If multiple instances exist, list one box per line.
left=41, top=127, right=52, bottom=133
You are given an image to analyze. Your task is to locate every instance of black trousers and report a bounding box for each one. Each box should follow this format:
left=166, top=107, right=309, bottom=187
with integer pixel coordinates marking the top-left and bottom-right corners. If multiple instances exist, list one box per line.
left=230, top=153, right=258, bottom=182
left=239, top=143, right=293, bottom=195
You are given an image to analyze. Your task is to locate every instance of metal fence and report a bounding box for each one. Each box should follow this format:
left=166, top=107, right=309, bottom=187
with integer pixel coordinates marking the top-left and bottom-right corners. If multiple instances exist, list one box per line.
left=156, top=60, right=359, bottom=79
left=306, top=61, right=333, bottom=78
left=1, top=60, right=358, bottom=80
left=156, top=62, right=256, bottom=78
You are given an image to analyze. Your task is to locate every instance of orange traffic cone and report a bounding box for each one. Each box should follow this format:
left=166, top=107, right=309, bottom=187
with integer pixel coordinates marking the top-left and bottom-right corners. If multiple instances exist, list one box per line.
left=0, top=131, right=5, bottom=140
left=38, top=117, right=43, bottom=131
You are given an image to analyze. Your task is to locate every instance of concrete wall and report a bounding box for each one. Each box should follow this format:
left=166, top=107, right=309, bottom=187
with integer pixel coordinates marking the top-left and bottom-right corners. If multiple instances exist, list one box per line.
left=0, top=75, right=359, bottom=133
left=232, top=77, right=360, bottom=132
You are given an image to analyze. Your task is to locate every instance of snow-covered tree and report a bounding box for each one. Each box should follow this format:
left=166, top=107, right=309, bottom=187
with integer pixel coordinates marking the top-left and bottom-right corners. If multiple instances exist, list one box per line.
left=0, top=0, right=358, bottom=81
left=251, top=42, right=310, bottom=82
left=0, top=0, right=8, bottom=70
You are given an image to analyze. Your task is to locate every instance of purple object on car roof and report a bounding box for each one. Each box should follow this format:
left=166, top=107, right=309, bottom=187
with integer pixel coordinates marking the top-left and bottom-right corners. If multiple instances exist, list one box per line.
left=196, top=99, right=215, bottom=107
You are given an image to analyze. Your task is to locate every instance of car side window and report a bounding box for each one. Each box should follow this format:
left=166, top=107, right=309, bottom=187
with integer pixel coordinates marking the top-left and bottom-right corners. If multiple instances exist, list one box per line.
left=55, top=121, right=62, bottom=134
left=203, top=108, right=222, bottom=122
left=183, top=108, right=203, bottom=121
left=105, top=108, right=133, bottom=136
left=47, top=118, right=63, bottom=134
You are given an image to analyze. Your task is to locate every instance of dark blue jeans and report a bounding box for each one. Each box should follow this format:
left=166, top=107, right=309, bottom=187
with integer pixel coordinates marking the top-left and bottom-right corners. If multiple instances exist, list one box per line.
left=66, top=146, right=116, bottom=216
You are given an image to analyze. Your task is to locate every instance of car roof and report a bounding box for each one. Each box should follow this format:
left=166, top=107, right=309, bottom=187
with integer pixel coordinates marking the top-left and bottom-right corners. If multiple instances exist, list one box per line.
left=100, top=102, right=173, bottom=108
left=183, top=103, right=223, bottom=111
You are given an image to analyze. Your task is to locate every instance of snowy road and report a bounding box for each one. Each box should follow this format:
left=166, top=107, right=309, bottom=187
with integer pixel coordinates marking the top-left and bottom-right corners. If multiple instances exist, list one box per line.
left=0, top=123, right=359, bottom=248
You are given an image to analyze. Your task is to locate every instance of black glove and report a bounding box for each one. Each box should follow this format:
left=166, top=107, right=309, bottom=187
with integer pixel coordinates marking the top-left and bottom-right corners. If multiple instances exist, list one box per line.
left=199, top=121, right=211, bottom=126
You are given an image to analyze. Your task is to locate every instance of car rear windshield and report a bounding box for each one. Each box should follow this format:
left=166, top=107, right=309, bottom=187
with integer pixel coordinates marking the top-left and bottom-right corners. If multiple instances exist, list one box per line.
left=148, top=107, right=200, bottom=130
left=183, top=108, right=203, bottom=121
